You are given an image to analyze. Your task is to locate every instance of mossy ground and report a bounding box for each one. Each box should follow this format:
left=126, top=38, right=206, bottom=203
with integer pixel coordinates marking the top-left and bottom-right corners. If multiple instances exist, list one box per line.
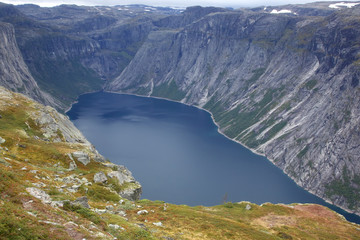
left=0, top=87, right=359, bottom=239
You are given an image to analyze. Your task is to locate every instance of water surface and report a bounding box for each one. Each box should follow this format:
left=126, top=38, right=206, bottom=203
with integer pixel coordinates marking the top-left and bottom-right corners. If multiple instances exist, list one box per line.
left=67, top=91, right=360, bottom=223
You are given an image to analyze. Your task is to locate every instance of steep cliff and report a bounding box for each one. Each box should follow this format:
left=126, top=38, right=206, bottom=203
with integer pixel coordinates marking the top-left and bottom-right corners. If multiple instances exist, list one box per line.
left=107, top=6, right=360, bottom=215
left=0, top=22, right=58, bottom=108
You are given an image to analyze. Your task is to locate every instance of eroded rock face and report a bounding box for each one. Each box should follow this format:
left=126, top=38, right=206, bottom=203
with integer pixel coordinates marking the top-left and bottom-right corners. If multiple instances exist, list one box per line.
left=94, top=172, right=108, bottom=184
left=120, top=187, right=142, bottom=201
left=0, top=22, right=59, bottom=109
left=106, top=7, right=360, bottom=214
left=72, top=151, right=91, bottom=166
left=107, top=165, right=136, bottom=185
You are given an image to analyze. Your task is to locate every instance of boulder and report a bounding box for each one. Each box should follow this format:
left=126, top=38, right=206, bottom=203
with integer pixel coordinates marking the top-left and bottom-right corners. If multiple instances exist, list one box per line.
left=107, top=170, right=134, bottom=185
left=120, top=186, right=142, bottom=201
left=72, top=151, right=90, bottom=165
left=137, top=210, right=148, bottom=215
left=94, top=171, right=107, bottom=184
left=71, top=196, right=90, bottom=209
left=0, top=136, right=5, bottom=144
left=109, top=224, right=123, bottom=230
left=153, top=222, right=163, bottom=227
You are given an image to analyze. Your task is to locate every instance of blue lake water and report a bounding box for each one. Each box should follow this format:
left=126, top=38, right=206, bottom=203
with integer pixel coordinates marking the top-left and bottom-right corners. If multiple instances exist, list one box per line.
left=67, top=91, right=360, bottom=224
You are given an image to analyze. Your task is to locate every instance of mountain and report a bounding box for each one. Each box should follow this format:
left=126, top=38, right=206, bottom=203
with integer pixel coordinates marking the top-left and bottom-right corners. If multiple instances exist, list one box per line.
left=0, top=21, right=58, bottom=108
left=0, top=0, right=359, bottom=219
left=0, top=86, right=358, bottom=240
left=106, top=5, right=360, bottom=215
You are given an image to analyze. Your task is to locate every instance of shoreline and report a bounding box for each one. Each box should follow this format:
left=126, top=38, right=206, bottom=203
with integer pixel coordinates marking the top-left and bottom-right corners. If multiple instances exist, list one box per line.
left=66, top=89, right=360, bottom=222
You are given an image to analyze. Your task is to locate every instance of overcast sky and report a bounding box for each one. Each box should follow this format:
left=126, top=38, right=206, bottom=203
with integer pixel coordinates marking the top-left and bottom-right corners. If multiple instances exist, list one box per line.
left=1, top=0, right=349, bottom=8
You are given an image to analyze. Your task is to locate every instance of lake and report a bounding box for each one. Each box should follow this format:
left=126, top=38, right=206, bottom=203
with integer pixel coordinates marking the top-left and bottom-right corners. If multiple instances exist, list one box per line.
left=67, top=91, right=360, bottom=224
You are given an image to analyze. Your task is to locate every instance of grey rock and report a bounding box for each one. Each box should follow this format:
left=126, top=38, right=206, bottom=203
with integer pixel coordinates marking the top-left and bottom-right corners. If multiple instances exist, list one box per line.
left=72, top=151, right=90, bottom=166
left=153, top=222, right=163, bottom=227
left=108, top=224, right=123, bottom=230
left=26, top=187, right=51, bottom=204
left=107, top=167, right=135, bottom=185
left=116, top=210, right=126, bottom=217
left=71, top=196, right=90, bottom=209
left=0, top=24, right=57, bottom=108
left=94, top=171, right=107, bottom=183
left=0, top=137, right=5, bottom=144
left=136, top=210, right=148, bottom=215
left=95, top=209, right=107, bottom=214
left=245, top=204, right=252, bottom=210
left=68, top=161, right=77, bottom=171
left=120, top=185, right=142, bottom=201
left=106, top=205, right=114, bottom=211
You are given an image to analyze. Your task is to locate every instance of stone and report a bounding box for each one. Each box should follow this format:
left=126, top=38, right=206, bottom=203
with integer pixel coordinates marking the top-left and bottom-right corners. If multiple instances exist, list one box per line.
left=137, top=210, right=148, bottom=215
left=153, top=222, right=163, bottom=227
left=120, top=185, right=142, bottom=201
left=94, top=171, right=107, bottom=183
left=116, top=210, right=126, bottom=217
left=26, top=187, right=51, bottom=204
left=72, top=151, right=90, bottom=166
left=0, top=136, right=5, bottom=144
left=106, top=205, right=114, bottom=211
left=245, top=204, right=252, bottom=210
left=71, top=196, right=90, bottom=209
left=68, top=160, right=77, bottom=171
left=95, top=209, right=107, bottom=214
left=109, top=224, right=124, bottom=230
left=51, top=201, right=64, bottom=208
left=107, top=169, right=135, bottom=185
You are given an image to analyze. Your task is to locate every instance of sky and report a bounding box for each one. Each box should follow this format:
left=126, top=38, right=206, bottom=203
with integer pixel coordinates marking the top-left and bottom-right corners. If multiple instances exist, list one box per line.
left=0, top=0, right=352, bottom=8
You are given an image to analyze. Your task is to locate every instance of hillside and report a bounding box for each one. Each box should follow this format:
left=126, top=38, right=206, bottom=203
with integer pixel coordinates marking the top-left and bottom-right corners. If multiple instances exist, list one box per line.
left=0, top=86, right=359, bottom=239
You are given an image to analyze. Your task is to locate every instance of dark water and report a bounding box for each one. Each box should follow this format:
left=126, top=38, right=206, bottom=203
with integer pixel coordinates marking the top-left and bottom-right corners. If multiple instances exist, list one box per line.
left=67, top=91, right=360, bottom=224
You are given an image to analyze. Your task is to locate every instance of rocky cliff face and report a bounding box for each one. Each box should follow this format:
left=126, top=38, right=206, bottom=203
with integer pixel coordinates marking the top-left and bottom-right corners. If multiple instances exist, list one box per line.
left=0, top=22, right=58, bottom=108
left=107, top=6, right=360, bottom=214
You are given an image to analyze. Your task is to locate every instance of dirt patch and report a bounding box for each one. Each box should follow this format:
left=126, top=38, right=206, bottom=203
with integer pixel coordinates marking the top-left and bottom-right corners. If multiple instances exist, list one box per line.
left=253, top=213, right=296, bottom=229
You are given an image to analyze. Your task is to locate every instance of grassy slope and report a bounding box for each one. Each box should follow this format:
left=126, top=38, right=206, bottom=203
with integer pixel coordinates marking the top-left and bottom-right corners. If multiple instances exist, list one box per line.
left=0, top=87, right=359, bottom=239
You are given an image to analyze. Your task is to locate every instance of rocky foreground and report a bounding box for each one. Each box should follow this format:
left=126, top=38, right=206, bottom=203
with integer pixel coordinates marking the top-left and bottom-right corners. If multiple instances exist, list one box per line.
left=0, top=87, right=360, bottom=239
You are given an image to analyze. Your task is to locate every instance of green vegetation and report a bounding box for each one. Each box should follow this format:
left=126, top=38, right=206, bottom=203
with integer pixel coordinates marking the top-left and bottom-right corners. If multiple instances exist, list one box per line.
left=0, top=202, right=52, bottom=240
left=28, top=56, right=102, bottom=107
left=325, top=168, right=360, bottom=210
left=245, top=68, right=266, bottom=88
left=63, top=201, right=103, bottom=225
left=217, top=88, right=282, bottom=139
left=297, top=145, right=309, bottom=159
left=87, top=184, right=121, bottom=202
left=303, top=79, right=318, bottom=90
left=152, top=80, right=186, bottom=101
